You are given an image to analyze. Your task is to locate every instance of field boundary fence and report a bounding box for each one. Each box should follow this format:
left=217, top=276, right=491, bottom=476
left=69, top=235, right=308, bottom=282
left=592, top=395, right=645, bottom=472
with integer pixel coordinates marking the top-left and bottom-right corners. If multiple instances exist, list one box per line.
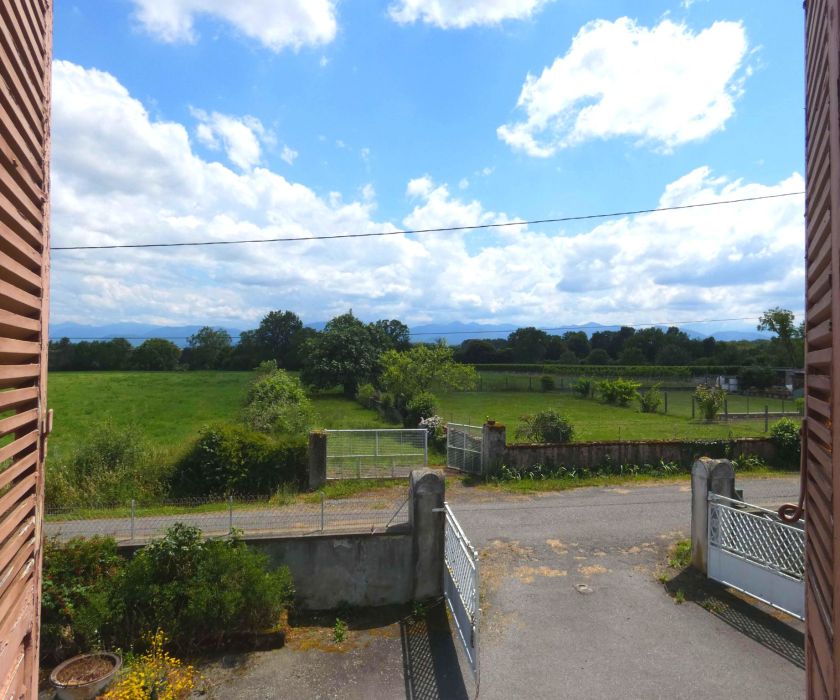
left=45, top=493, right=410, bottom=544
left=446, top=423, right=483, bottom=474
left=325, top=428, right=428, bottom=479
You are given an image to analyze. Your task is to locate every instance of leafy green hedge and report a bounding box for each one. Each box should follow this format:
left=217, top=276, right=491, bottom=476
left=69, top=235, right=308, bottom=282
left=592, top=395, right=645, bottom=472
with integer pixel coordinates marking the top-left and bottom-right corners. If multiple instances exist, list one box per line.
left=171, top=424, right=307, bottom=497
left=471, top=364, right=744, bottom=377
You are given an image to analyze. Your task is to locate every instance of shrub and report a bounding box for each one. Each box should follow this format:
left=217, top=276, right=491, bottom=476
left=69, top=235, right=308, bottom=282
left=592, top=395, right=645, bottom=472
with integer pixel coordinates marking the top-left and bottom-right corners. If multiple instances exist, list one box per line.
left=597, top=378, right=641, bottom=406
left=242, top=368, right=314, bottom=436
left=572, top=378, right=594, bottom=398
left=116, top=524, right=294, bottom=652
left=41, top=536, right=122, bottom=663
left=171, top=424, right=307, bottom=497
left=405, top=391, right=438, bottom=427
left=515, top=410, right=575, bottom=444
left=540, top=375, right=555, bottom=391
left=694, top=384, right=726, bottom=420
left=770, top=418, right=801, bottom=468
left=737, top=365, right=776, bottom=391
left=356, top=382, right=377, bottom=409
left=419, top=415, right=446, bottom=452
left=45, top=421, right=169, bottom=508
left=637, top=384, right=663, bottom=413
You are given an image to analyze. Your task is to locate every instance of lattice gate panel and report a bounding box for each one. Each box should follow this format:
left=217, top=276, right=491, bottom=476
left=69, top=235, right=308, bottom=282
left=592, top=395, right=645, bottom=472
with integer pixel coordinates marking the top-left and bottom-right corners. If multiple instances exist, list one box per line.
left=804, top=0, right=840, bottom=696
left=0, top=0, right=52, bottom=697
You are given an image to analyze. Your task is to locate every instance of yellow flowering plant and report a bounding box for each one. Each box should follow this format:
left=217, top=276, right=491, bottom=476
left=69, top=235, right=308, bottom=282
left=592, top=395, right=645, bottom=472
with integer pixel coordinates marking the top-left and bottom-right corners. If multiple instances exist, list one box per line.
left=102, top=630, right=199, bottom=700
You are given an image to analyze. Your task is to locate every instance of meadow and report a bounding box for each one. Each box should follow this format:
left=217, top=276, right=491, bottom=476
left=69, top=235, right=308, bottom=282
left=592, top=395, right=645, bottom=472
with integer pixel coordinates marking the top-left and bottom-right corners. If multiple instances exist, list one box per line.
left=46, top=371, right=797, bottom=467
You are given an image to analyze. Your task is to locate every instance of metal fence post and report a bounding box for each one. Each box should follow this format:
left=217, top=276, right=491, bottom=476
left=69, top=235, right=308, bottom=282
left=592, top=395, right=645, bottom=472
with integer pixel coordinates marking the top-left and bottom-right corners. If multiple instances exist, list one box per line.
left=228, top=496, right=234, bottom=535
left=724, top=399, right=728, bottom=420
left=130, top=499, right=135, bottom=542
left=320, top=491, right=325, bottom=532
left=423, top=429, right=429, bottom=467
left=691, top=397, right=695, bottom=419
left=765, top=405, right=769, bottom=432
left=664, top=392, right=669, bottom=414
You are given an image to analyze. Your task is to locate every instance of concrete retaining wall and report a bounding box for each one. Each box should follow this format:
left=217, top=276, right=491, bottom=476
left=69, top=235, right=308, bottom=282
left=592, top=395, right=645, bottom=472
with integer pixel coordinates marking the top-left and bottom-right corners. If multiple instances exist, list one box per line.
left=249, top=530, right=414, bottom=609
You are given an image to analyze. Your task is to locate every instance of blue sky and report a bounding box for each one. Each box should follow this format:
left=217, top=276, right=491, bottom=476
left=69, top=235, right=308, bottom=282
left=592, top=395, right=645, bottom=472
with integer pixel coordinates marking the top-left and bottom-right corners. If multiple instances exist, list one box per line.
left=50, top=0, right=806, bottom=332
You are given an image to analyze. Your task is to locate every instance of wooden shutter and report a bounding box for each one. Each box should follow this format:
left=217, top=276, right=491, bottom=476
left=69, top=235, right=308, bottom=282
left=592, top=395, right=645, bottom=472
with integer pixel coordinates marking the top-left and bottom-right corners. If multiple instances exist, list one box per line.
left=0, top=0, right=52, bottom=697
left=805, top=0, right=840, bottom=697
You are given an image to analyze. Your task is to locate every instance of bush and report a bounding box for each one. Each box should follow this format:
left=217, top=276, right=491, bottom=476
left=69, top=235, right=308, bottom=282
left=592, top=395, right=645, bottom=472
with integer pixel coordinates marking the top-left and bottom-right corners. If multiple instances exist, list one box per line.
left=41, top=537, right=122, bottom=663
left=572, top=377, right=594, bottom=398
left=171, top=424, right=307, bottom=497
left=738, top=365, right=776, bottom=391
left=116, top=524, right=294, bottom=652
left=515, top=410, right=575, bottom=443
left=770, top=418, right=801, bottom=468
left=419, top=415, right=446, bottom=452
left=356, top=382, right=377, bottom=408
left=540, top=374, right=555, bottom=391
left=597, top=378, right=641, bottom=406
left=45, top=421, right=169, bottom=508
left=405, top=391, right=438, bottom=427
left=493, top=460, right=680, bottom=482
left=242, top=368, right=314, bottom=436
left=637, top=384, right=663, bottom=413
left=694, top=384, right=726, bottom=420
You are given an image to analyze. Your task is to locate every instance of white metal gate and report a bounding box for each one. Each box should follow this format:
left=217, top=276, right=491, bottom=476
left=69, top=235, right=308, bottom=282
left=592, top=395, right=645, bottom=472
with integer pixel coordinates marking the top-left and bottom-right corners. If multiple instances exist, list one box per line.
left=325, top=429, right=428, bottom=479
left=443, top=503, right=480, bottom=682
left=446, top=423, right=483, bottom=474
left=708, top=494, right=805, bottom=620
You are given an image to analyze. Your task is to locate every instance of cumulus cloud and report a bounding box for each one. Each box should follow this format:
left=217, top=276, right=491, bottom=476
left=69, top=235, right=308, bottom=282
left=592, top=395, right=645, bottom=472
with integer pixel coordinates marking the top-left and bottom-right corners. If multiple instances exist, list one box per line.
left=388, top=0, right=551, bottom=29
left=498, top=17, right=750, bottom=156
left=192, top=110, right=274, bottom=171
left=50, top=60, right=803, bottom=329
left=280, top=145, right=298, bottom=166
left=130, top=0, right=338, bottom=51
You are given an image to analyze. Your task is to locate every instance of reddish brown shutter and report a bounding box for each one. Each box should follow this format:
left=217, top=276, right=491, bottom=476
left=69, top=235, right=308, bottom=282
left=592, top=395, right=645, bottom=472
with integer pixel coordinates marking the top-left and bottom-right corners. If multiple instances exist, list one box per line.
left=805, top=0, right=840, bottom=697
left=0, top=0, right=52, bottom=697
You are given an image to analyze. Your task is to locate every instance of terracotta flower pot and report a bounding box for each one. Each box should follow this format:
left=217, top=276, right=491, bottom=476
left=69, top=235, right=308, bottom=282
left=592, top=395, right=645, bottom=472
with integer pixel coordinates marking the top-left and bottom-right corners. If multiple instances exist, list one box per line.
left=49, top=652, right=122, bottom=700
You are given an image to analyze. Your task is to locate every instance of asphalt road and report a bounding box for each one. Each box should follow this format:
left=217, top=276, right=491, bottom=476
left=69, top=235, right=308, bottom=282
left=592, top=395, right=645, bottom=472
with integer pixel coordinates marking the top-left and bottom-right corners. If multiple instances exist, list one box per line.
left=450, top=476, right=804, bottom=700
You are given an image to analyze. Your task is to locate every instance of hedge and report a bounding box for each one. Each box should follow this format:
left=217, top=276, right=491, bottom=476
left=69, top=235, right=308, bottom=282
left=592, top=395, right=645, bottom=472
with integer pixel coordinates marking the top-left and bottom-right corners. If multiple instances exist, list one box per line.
left=470, top=364, right=746, bottom=378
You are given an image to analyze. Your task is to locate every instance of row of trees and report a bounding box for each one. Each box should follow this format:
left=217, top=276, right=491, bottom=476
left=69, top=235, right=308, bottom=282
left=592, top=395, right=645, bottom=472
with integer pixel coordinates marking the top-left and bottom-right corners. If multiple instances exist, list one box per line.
left=453, top=308, right=804, bottom=368
left=49, top=307, right=804, bottom=373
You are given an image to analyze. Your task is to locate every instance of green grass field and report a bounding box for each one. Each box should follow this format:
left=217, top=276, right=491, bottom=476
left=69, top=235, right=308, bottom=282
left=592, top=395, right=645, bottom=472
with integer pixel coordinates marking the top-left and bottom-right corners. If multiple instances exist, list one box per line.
left=46, top=371, right=797, bottom=466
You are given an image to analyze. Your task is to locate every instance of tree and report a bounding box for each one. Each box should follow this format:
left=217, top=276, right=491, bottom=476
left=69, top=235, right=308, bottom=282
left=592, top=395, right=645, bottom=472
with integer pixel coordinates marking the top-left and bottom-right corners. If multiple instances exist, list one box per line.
left=255, top=310, right=304, bottom=368
left=225, top=329, right=264, bottom=370
left=507, top=327, right=550, bottom=363
left=456, top=339, right=500, bottom=364
left=370, top=319, right=411, bottom=352
left=131, top=338, right=181, bottom=370
left=585, top=349, right=610, bottom=365
left=301, top=312, right=380, bottom=396
left=758, top=307, right=801, bottom=367
left=242, top=368, right=314, bottom=435
left=380, top=343, right=478, bottom=405
left=562, top=331, right=591, bottom=359
left=185, top=327, right=232, bottom=369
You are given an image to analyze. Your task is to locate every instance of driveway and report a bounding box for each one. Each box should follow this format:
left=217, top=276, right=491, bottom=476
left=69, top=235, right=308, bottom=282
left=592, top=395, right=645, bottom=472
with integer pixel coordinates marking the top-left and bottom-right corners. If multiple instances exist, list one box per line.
left=452, top=476, right=803, bottom=699
left=196, top=475, right=805, bottom=699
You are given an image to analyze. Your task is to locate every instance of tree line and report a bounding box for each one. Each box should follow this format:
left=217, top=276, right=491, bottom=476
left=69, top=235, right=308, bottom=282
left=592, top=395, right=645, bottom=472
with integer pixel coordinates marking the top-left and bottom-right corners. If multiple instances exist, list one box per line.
left=48, top=306, right=804, bottom=373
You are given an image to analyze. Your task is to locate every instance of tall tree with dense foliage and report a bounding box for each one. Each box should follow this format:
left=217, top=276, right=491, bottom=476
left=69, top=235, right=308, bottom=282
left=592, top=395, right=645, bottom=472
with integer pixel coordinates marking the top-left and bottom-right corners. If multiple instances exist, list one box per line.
left=255, top=310, right=305, bottom=368
left=370, top=319, right=411, bottom=351
left=380, top=343, right=478, bottom=402
left=184, top=326, right=232, bottom=369
left=757, top=307, right=802, bottom=367
left=507, top=327, right=550, bottom=362
left=301, top=312, right=382, bottom=396
left=131, top=338, right=181, bottom=370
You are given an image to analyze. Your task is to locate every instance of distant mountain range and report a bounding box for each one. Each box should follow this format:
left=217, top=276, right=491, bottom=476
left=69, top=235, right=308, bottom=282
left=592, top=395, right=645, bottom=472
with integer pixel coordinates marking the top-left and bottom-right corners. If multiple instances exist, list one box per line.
left=50, top=320, right=773, bottom=347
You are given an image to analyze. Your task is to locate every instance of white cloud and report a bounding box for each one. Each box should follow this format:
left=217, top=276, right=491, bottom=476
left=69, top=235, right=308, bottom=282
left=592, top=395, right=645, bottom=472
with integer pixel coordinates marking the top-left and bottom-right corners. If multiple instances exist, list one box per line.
left=50, top=60, right=803, bottom=329
left=280, top=145, right=298, bottom=165
left=130, top=0, right=338, bottom=51
left=389, top=0, right=552, bottom=29
left=458, top=178, right=470, bottom=190
left=498, top=18, right=749, bottom=156
left=192, top=109, right=273, bottom=171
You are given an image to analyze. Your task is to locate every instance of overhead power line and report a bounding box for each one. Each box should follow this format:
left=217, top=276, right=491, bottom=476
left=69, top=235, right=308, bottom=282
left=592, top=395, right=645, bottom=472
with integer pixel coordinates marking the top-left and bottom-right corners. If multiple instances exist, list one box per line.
left=50, top=191, right=805, bottom=251
left=55, top=315, right=770, bottom=342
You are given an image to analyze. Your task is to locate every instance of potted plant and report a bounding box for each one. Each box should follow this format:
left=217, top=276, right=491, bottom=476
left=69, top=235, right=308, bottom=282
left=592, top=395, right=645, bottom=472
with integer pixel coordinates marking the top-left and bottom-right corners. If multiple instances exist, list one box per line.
left=49, top=651, right=121, bottom=700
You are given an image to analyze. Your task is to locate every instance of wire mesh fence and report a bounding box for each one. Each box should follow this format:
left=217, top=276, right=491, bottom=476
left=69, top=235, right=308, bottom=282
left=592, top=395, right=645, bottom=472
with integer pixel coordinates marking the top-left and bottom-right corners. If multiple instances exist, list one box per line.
left=446, top=423, right=483, bottom=474
left=325, top=428, right=428, bottom=479
left=45, top=494, right=410, bottom=544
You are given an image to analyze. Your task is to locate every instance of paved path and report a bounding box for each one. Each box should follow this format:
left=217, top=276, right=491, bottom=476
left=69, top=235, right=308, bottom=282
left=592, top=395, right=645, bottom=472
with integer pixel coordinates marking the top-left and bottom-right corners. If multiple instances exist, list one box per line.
left=450, top=476, right=804, bottom=700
